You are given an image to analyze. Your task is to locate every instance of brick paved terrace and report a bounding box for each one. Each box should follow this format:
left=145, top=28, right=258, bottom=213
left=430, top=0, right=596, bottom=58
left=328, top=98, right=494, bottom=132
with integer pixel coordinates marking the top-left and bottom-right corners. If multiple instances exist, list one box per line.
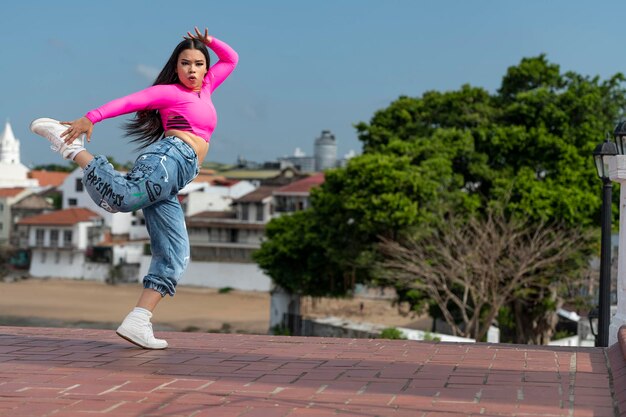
left=0, top=326, right=625, bottom=417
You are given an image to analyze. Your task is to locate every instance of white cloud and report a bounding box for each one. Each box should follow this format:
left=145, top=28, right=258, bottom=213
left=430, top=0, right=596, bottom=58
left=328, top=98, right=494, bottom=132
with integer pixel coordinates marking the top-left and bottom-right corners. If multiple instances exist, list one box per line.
left=241, top=102, right=267, bottom=121
left=135, top=64, right=159, bottom=82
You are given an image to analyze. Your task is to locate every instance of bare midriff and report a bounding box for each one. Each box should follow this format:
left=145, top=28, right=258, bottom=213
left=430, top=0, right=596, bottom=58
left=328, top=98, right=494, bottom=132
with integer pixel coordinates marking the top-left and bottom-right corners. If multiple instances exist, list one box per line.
left=165, top=129, right=209, bottom=165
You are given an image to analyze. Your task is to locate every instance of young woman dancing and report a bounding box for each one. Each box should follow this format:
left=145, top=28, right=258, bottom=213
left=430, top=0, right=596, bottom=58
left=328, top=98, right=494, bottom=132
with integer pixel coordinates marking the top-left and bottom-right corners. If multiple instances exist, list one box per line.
left=30, top=27, right=238, bottom=349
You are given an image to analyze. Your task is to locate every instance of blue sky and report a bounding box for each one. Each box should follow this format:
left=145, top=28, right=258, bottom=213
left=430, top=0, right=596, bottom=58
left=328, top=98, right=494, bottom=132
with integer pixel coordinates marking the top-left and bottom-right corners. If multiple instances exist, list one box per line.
left=2, top=0, right=626, bottom=167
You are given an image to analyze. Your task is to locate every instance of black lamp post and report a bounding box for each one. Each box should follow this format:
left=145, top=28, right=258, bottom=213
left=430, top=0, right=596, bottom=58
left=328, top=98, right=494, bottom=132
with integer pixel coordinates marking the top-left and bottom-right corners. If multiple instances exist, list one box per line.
left=613, top=121, right=626, bottom=154
left=592, top=134, right=617, bottom=347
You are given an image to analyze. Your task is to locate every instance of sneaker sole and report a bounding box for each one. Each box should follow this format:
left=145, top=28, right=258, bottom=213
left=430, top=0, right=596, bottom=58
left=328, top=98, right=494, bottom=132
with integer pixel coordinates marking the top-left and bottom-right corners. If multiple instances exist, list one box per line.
left=116, top=330, right=168, bottom=350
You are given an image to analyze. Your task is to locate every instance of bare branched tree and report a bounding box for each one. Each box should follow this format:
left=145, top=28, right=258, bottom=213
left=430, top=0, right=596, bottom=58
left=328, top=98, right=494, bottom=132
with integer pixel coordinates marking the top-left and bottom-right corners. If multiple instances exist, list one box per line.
left=377, top=211, right=593, bottom=342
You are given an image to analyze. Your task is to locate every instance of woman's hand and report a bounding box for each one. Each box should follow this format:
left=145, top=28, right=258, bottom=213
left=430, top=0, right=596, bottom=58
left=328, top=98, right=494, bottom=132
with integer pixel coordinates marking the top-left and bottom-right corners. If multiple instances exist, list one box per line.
left=185, top=27, right=212, bottom=44
left=59, top=117, right=94, bottom=144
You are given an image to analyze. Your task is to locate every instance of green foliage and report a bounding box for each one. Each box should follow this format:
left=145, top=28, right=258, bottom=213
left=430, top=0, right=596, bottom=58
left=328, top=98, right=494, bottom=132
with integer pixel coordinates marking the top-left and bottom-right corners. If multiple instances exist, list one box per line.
left=253, top=211, right=350, bottom=296
left=271, top=324, right=291, bottom=336
left=49, top=192, right=62, bottom=210
left=255, top=53, right=626, bottom=343
left=182, top=326, right=202, bottom=332
left=553, top=329, right=576, bottom=340
left=422, top=332, right=441, bottom=342
left=218, top=287, right=233, bottom=294
left=32, top=163, right=76, bottom=172
left=104, top=156, right=133, bottom=171
left=208, top=323, right=233, bottom=333
left=380, top=328, right=406, bottom=340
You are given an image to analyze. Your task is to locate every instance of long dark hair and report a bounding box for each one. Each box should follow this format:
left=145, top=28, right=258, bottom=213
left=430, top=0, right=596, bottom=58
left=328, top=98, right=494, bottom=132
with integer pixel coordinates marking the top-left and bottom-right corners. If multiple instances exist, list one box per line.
left=124, top=38, right=210, bottom=149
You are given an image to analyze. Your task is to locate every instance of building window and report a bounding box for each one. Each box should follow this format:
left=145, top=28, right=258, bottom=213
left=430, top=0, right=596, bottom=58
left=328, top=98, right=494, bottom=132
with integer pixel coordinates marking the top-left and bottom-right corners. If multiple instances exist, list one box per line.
left=68, top=198, right=78, bottom=207
left=256, top=203, right=264, bottom=221
left=0, top=223, right=3, bottom=231
left=41, top=252, right=47, bottom=263
left=75, top=179, right=84, bottom=192
left=49, top=230, right=59, bottom=247
left=63, top=230, right=73, bottom=248
left=54, top=252, right=61, bottom=264
left=36, top=229, right=44, bottom=246
left=69, top=253, right=74, bottom=264
left=0, top=203, right=3, bottom=212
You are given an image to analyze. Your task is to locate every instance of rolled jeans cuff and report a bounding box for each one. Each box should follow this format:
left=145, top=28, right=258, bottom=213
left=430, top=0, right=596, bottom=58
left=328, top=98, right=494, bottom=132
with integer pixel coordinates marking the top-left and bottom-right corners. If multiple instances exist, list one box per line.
left=143, top=275, right=177, bottom=297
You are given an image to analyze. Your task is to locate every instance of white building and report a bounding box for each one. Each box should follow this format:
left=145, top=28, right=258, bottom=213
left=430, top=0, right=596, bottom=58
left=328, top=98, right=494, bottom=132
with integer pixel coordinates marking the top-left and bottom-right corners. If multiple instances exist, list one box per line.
left=17, top=207, right=110, bottom=280
left=0, top=121, right=39, bottom=188
left=0, top=188, right=34, bottom=245
left=273, top=172, right=325, bottom=215
left=58, top=168, right=135, bottom=237
left=178, top=179, right=256, bottom=216
left=176, top=185, right=278, bottom=292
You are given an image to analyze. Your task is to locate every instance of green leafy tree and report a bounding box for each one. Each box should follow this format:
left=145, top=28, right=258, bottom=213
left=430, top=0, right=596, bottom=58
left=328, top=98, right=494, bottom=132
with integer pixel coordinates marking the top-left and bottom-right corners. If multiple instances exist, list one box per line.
left=255, top=55, right=626, bottom=342
left=253, top=210, right=348, bottom=296
left=32, top=163, right=76, bottom=172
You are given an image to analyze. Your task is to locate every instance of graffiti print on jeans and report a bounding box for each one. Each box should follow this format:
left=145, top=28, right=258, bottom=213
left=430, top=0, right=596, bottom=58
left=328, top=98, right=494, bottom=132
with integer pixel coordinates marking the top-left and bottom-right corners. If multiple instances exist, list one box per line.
left=85, top=167, right=125, bottom=208
left=127, top=158, right=155, bottom=180
left=146, top=180, right=163, bottom=202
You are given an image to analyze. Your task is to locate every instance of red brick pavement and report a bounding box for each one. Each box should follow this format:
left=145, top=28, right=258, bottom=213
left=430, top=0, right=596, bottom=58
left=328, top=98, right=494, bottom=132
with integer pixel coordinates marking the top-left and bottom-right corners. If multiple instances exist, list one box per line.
left=0, top=326, right=623, bottom=417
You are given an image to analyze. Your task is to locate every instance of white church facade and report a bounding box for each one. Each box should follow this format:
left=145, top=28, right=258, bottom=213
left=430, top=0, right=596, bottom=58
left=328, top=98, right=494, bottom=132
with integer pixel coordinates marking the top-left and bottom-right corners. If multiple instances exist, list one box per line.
left=0, top=121, right=39, bottom=188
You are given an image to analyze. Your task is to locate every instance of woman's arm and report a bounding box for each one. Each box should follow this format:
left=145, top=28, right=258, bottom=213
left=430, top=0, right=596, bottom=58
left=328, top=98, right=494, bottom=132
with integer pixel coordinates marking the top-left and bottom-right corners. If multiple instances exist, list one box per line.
left=186, top=27, right=239, bottom=93
left=85, top=84, right=175, bottom=124
left=206, top=37, right=239, bottom=92
left=59, top=85, right=176, bottom=143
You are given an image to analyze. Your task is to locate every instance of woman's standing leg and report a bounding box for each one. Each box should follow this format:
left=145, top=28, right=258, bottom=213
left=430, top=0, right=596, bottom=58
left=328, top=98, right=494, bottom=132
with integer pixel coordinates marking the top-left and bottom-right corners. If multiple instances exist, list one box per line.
left=142, top=196, right=191, bottom=296
left=116, top=195, right=190, bottom=349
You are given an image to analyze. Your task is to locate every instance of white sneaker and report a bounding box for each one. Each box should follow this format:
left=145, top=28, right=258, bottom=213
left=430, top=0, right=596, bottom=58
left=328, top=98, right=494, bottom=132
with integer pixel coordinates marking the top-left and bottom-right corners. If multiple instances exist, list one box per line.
left=30, top=117, right=85, bottom=160
left=116, top=309, right=168, bottom=349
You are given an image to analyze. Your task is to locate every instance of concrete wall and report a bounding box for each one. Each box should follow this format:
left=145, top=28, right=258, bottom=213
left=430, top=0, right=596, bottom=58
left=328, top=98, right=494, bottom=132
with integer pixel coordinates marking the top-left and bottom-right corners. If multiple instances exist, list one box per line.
left=138, top=255, right=272, bottom=291
left=29, top=251, right=109, bottom=282
left=303, top=316, right=476, bottom=342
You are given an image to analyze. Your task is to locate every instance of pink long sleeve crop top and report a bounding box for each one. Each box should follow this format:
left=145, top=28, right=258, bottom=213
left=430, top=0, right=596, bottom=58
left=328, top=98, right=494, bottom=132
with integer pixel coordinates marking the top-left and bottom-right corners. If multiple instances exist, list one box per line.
left=84, top=37, right=238, bottom=143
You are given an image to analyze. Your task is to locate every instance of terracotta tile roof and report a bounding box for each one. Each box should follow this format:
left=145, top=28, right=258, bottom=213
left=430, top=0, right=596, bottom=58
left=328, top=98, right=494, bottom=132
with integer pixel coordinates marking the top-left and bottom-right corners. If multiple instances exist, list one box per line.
left=213, top=177, right=240, bottom=186
left=0, top=187, right=25, bottom=197
left=188, top=211, right=237, bottom=220
left=274, top=172, right=325, bottom=195
left=190, top=169, right=241, bottom=186
left=186, top=210, right=264, bottom=229
left=235, top=185, right=279, bottom=203
left=28, top=170, right=70, bottom=187
left=186, top=219, right=266, bottom=230
left=17, top=207, right=101, bottom=226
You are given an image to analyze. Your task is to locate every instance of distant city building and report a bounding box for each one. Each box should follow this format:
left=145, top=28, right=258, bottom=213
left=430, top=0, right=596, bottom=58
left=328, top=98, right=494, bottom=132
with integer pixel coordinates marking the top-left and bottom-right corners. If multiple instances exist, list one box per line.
left=0, top=121, right=38, bottom=188
left=0, top=188, right=33, bottom=245
left=314, top=130, right=338, bottom=171
left=241, top=129, right=357, bottom=173
left=273, top=172, right=325, bottom=214
left=279, top=147, right=316, bottom=173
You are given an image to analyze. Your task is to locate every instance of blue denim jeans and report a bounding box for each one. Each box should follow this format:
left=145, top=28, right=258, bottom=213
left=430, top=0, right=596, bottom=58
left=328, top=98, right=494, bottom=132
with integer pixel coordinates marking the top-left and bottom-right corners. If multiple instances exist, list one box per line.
left=82, top=136, right=199, bottom=297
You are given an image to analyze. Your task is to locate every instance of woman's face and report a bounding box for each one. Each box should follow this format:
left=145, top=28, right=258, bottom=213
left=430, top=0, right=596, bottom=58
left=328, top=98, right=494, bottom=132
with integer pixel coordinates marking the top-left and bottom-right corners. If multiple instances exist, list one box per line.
left=177, top=48, right=207, bottom=92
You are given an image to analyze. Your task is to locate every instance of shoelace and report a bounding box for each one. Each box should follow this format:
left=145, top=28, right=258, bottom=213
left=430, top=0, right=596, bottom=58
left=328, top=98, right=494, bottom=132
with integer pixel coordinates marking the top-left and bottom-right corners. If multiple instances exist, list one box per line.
left=42, top=132, right=63, bottom=152
left=142, top=321, right=155, bottom=339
